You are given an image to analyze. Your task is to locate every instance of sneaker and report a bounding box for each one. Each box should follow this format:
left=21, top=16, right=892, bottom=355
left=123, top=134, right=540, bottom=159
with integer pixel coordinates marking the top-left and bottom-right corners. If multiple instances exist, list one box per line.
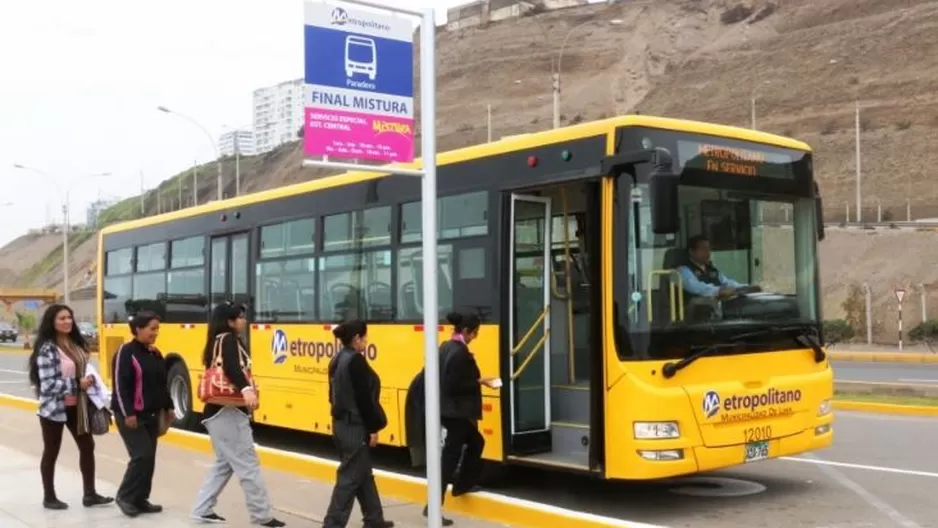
left=82, top=493, right=114, bottom=507
left=43, top=498, right=68, bottom=510
left=422, top=505, right=453, bottom=526
left=192, top=512, right=227, bottom=524
left=259, top=518, right=286, bottom=527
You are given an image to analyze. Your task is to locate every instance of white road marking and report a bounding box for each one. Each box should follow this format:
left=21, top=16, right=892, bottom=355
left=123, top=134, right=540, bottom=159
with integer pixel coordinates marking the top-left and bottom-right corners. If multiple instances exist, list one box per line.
left=0, top=380, right=25, bottom=384
left=799, top=453, right=922, bottom=528
left=0, top=368, right=27, bottom=375
left=897, top=378, right=938, bottom=384
left=783, top=456, right=938, bottom=479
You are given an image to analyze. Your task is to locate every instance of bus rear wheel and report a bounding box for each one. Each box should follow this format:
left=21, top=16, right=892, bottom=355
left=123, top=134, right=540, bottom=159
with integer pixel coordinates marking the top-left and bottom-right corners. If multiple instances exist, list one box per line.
left=167, top=361, right=198, bottom=431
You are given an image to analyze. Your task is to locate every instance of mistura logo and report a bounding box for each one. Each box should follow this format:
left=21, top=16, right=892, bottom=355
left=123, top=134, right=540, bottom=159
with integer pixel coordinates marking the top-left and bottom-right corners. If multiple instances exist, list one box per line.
left=329, top=7, right=391, bottom=32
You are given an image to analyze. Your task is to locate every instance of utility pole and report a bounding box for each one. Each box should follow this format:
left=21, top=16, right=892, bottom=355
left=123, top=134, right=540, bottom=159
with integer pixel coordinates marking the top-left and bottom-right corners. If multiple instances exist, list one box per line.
left=855, top=99, right=862, bottom=223
left=140, top=170, right=145, bottom=215
left=192, top=161, right=198, bottom=206
left=62, top=198, right=70, bottom=305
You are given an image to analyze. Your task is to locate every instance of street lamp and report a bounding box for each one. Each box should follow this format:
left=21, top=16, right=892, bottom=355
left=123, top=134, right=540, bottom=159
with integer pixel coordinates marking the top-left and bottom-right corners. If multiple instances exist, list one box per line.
left=12, top=164, right=110, bottom=304
left=222, top=123, right=254, bottom=197
left=536, top=17, right=624, bottom=129
left=157, top=106, right=223, bottom=201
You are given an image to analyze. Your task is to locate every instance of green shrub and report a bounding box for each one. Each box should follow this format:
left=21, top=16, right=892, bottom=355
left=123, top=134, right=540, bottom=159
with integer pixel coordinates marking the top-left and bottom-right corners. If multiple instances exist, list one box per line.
left=823, top=319, right=855, bottom=345
left=908, top=319, right=938, bottom=342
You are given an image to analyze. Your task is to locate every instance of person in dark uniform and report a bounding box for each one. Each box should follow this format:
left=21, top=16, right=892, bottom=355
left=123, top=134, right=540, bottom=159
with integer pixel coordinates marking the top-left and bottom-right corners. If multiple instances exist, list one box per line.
left=322, top=320, right=394, bottom=528
left=676, top=234, right=749, bottom=300
left=423, top=312, right=499, bottom=526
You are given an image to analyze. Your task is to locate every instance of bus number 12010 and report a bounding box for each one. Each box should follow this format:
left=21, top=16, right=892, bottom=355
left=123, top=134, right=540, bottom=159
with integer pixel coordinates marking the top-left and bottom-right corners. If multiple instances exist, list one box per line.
left=743, top=425, right=772, bottom=443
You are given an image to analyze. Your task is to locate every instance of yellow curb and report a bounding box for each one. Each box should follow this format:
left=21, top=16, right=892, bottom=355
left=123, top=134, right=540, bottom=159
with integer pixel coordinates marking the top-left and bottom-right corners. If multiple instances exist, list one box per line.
left=0, top=393, right=663, bottom=528
left=828, top=351, right=938, bottom=363
left=833, top=400, right=938, bottom=417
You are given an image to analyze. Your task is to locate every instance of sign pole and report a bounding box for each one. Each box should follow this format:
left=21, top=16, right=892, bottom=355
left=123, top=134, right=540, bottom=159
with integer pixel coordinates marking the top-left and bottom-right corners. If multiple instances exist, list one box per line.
left=420, top=8, right=442, bottom=526
left=896, top=288, right=906, bottom=351
left=300, top=3, right=442, bottom=526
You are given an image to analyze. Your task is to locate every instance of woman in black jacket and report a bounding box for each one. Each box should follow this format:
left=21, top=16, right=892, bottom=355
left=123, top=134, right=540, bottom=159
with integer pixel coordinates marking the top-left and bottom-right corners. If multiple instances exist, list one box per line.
left=322, top=320, right=393, bottom=528
left=424, top=312, right=498, bottom=526
left=111, top=311, right=173, bottom=518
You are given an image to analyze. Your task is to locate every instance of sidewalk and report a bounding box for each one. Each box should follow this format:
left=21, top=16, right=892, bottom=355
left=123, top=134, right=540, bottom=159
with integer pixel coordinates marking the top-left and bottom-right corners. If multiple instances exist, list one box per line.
left=0, top=404, right=505, bottom=527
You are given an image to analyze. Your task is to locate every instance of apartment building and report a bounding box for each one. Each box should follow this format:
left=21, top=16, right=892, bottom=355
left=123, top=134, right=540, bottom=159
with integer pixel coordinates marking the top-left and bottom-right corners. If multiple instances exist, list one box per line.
left=252, top=78, right=304, bottom=154
left=219, top=129, right=257, bottom=157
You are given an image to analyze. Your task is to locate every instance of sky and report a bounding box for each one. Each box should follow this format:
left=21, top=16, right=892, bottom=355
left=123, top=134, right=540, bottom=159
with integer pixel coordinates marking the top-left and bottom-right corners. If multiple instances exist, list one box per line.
left=0, top=0, right=465, bottom=247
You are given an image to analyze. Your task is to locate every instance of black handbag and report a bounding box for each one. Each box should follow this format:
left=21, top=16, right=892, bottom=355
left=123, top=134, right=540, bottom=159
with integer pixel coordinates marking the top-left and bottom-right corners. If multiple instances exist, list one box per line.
left=89, top=405, right=113, bottom=436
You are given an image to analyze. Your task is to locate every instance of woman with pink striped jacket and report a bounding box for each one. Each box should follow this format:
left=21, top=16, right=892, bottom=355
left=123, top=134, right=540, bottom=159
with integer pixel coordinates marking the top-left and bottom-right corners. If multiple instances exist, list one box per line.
left=110, top=311, right=174, bottom=518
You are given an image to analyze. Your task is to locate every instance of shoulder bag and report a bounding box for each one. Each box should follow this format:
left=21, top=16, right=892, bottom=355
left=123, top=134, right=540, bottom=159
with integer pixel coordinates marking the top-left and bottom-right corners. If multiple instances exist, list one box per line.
left=197, top=333, right=257, bottom=406
left=89, top=404, right=113, bottom=435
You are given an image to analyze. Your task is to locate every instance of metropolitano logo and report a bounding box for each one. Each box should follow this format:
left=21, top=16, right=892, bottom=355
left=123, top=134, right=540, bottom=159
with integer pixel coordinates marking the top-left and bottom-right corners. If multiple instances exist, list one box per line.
left=272, top=329, right=288, bottom=365
left=703, top=390, right=721, bottom=418
left=328, top=5, right=391, bottom=32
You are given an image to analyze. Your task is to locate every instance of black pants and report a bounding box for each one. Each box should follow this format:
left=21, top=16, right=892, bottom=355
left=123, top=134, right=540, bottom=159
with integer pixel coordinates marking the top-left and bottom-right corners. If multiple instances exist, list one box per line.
left=115, top=411, right=159, bottom=506
left=323, top=419, right=385, bottom=528
left=39, top=405, right=96, bottom=500
left=440, top=417, right=484, bottom=505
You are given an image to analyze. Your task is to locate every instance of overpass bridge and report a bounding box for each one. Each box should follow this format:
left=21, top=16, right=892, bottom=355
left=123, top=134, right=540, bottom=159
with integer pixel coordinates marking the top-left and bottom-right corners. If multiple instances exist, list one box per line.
left=0, top=288, right=59, bottom=317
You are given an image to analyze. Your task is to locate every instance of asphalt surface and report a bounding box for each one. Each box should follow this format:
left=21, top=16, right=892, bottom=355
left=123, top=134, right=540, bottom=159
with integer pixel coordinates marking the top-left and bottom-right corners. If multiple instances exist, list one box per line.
left=2, top=349, right=938, bottom=527
left=833, top=360, right=938, bottom=385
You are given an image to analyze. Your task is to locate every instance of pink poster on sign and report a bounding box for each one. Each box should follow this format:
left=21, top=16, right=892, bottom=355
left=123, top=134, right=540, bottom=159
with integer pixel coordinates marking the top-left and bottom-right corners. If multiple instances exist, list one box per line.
left=303, top=107, right=414, bottom=163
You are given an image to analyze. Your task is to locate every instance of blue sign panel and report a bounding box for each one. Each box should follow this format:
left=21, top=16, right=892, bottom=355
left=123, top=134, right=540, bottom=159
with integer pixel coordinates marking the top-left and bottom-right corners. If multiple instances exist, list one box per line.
left=303, top=2, right=416, bottom=163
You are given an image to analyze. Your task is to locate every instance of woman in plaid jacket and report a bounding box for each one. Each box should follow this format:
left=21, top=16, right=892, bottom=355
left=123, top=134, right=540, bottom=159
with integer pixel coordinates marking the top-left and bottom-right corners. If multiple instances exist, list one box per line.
left=27, top=304, right=113, bottom=510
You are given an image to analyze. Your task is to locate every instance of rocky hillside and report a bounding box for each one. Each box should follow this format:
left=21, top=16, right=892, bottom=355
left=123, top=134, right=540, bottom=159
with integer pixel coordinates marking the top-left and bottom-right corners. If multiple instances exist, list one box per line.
left=3, top=0, right=938, bottom=341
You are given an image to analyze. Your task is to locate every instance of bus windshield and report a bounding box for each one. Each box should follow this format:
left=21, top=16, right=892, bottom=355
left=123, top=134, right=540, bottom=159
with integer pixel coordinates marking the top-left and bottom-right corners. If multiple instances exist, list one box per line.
left=614, top=142, right=820, bottom=361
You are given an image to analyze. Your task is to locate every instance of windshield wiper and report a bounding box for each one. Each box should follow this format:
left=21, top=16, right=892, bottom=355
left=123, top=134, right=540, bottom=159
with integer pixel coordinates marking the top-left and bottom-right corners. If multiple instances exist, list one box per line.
left=661, top=324, right=825, bottom=379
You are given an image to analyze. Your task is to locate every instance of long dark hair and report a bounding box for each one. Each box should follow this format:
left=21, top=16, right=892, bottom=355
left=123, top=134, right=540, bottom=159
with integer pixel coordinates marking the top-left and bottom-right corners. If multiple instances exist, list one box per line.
left=202, top=303, right=245, bottom=368
left=446, top=311, right=481, bottom=335
left=28, top=304, right=87, bottom=396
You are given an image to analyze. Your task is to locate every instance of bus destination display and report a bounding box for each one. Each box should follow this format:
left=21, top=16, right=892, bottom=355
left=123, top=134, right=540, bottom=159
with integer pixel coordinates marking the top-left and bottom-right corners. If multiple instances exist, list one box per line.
left=677, top=139, right=798, bottom=180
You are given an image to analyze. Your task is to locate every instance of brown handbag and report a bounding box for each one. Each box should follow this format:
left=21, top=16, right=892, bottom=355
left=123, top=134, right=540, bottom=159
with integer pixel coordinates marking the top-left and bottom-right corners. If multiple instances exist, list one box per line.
left=197, top=333, right=257, bottom=406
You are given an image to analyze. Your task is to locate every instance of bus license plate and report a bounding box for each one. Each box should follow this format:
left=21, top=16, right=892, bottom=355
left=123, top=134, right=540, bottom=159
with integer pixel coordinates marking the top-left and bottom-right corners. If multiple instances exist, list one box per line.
left=744, top=440, right=769, bottom=463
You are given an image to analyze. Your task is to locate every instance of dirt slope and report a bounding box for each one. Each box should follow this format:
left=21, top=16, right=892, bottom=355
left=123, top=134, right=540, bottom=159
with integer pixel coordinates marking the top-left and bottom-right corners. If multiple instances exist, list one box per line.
left=3, top=0, right=938, bottom=341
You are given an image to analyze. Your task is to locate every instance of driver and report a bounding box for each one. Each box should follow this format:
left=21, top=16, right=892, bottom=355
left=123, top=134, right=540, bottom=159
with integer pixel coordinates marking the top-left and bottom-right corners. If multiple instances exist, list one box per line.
left=676, top=235, right=749, bottom=301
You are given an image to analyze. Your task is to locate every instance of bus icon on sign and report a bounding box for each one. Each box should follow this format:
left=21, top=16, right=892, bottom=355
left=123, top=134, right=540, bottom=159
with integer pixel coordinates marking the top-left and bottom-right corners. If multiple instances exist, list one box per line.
left=345, top=35, right=377, bottom=80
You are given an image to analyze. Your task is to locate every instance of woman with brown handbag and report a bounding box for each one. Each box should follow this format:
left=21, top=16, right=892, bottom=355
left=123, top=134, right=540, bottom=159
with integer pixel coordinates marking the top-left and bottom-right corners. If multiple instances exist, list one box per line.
left=190, top=303, right=284, bottom=527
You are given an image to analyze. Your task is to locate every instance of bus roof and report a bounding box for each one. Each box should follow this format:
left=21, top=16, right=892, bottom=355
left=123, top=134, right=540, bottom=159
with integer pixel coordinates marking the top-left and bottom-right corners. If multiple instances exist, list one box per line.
left=100, top=114, right=811, bottom=236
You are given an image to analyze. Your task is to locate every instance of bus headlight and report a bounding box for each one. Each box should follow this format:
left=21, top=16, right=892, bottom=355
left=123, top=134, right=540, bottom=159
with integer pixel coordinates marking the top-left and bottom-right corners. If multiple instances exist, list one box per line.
left=634, top=422, right=680, bottom=439
left=818, top=399, right=832, bottom=416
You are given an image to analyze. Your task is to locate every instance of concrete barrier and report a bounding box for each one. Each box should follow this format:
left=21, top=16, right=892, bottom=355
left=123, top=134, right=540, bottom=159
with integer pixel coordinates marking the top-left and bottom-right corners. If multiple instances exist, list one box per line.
left=828, top=351, right=938, bottom=364
left=835, top=380, right=938, bottom=398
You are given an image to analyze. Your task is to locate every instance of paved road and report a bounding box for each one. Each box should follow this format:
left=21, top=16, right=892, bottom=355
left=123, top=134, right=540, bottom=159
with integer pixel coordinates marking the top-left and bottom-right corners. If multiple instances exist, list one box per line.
left=2, top=350, right=938, bottom=527
left=833, top=360, right=938, bottom=385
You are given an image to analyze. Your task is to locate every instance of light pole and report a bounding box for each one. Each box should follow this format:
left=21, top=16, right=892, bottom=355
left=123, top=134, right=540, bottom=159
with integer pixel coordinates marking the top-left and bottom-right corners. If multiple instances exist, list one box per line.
left=222, top=123, right=254, bottom=197
left=158, top=106, right=223, bottom=201
left=13, top=165, right=110, bottom=304
left=750, top=80, right=771, bottom=129
left=532, top=17, right=623, bottom=129
left=854, top=98, right=862, bottom=223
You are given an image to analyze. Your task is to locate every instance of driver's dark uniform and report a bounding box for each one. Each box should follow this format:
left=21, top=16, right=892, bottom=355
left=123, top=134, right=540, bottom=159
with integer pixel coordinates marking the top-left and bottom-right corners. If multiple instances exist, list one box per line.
left=676, top=257, right=745, bottom=321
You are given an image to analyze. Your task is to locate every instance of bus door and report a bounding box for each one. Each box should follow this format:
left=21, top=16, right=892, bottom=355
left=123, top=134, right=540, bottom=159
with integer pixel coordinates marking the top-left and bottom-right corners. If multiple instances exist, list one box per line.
left=209, top=232, right=252, bottom=341
left=508, top=194, right=552, bottom=454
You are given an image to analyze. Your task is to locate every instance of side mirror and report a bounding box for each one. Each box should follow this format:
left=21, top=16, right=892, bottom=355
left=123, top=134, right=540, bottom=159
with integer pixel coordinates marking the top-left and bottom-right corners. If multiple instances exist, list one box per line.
left=814, top=181, right=825, bottom=241
left=649, top=168, right=681, bottom=234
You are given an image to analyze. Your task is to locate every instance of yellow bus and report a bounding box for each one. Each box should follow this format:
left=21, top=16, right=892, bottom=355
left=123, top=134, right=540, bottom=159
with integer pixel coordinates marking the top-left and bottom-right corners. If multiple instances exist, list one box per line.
left=96, top=114, right=832, bottom=480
